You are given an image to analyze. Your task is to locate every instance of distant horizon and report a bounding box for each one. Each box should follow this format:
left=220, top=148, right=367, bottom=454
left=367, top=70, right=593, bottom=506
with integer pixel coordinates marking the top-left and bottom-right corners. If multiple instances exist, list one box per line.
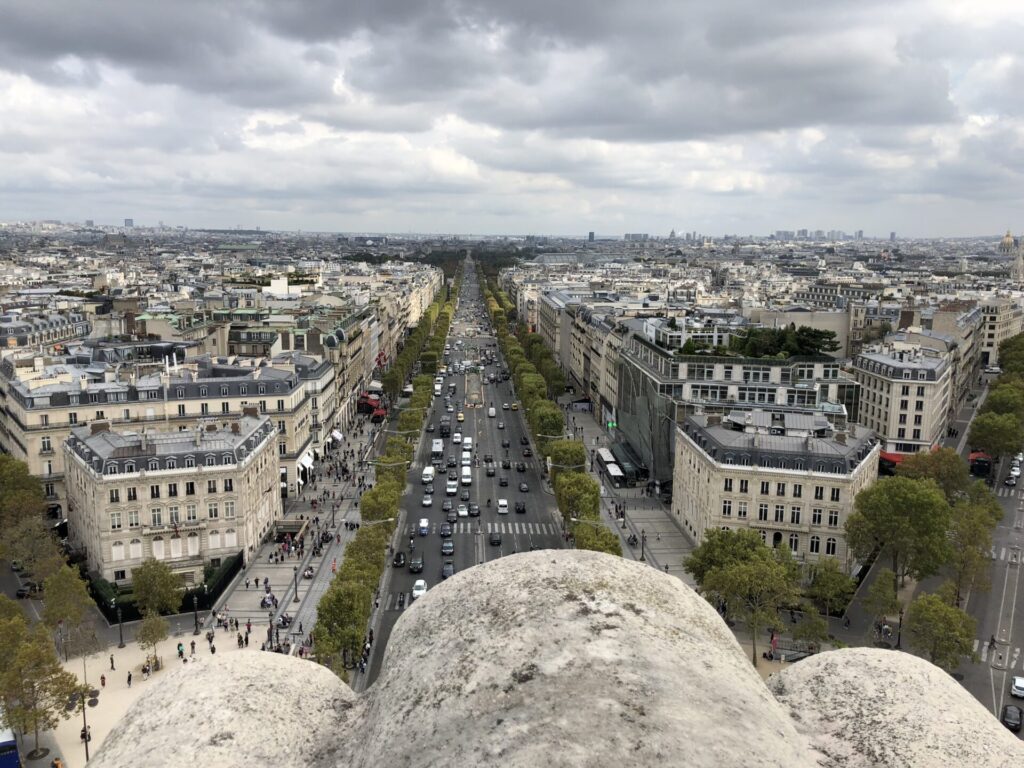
left=0, top=219, right=1017, bottom=243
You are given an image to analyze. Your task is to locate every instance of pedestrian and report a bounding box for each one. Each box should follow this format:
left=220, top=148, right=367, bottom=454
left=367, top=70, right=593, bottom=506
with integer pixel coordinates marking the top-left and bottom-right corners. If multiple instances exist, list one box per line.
left=245, top=578, right=250, bottom=590
left=100, top=674, right=106, bottom=688
left=127, top=671, right=132, bottom=688
left=110, top=654, right=115, bottom=671
left=245, top=633, right=250, bottom=647
left=211, top=643, right=217, bottom=655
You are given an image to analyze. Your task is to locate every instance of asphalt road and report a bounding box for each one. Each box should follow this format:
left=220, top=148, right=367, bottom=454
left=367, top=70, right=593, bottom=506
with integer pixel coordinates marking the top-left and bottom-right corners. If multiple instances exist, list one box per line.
left=960, top=456, right=1024, bottom=721
left=361, top=261, right=565, bottom=688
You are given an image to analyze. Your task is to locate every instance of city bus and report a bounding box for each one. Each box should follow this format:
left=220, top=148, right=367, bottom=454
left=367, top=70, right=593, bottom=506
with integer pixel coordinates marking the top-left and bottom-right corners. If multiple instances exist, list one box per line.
left=595, top=448, right=617, bottom=475
left=605, top=463, right=625, bottom=489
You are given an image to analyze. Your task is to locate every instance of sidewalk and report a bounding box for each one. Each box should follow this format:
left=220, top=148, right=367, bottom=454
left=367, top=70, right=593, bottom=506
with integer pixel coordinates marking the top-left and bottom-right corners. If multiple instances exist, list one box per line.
left=553, top=395, right=698, bottom=587
left=206, top=416, right=383, bottom=647
left=30, top=619, right=262, bottom=767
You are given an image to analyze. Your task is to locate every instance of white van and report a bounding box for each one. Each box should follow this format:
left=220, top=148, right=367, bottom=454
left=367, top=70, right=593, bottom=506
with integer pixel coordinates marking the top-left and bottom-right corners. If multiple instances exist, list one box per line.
left=488, top=407, right=496, bottom=418
left=461, top=466, right=472, bottom=486
left=461, top=450, right=472, bottom=467
left=421, top=466, right=435, bottom=484
left=434, top=383, right=442, bottom=396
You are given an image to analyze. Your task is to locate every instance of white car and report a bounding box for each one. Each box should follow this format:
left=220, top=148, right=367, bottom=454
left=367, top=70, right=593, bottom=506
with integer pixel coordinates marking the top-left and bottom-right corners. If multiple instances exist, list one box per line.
left=1016, top=453, right=1024, bottom=464
left=422, top=494, right=433, bottom=507
left=1011, top=465, right=1021, bottom=478
left=1012, top=676, right=1024, bottom=698
left=446, top=404, right=454, bottom=413
left=452, top=433, right=462, bottom=444
left=457, top=504, right=469, bottom=517
left=497, top=498, right=509, bottom=514
left=411, top=579, right=427, bottom=600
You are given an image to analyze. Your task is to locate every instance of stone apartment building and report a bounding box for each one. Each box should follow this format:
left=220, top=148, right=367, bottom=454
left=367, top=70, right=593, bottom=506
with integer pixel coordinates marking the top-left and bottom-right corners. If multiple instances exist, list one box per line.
left=981, top=297, right=1024, bottom=367
left=64, top=413, right=280, bottom=586
left=851, top=341, right=953, bottom=460
left=0, top=310, right=92, bottom=351
left=673, top=409, right=879, bottom=567
left=0, top=351, right=323, bottom=515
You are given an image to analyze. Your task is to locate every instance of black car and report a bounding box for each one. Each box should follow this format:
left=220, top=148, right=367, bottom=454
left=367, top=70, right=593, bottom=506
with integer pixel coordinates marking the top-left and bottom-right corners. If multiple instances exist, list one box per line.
left=501, top=438, right=510, bottom=448
left=515, top=501, right=526, bottom=513
left=440, top=522, right=453, bottom=538
left=441, top=560, right=456, bottom=580
left=516, top=462, right=527, bottom=472
left=447, top=457, right=458, bottom=468
left=424, top=483, right=435, bottom=494
left=447, top=510, right=458, bottom=525
left=408, top=556, right=424, bottom=573
left=460, top=489, right=471, bottom=501
left=499, top=476, right=509, bottom=486
left=393, top=551, right=407, bottom=568
left=501, top=459, right=511, bottom=469
left=486, top=465, right=496, bottom=476
left=441, top=539, right=455, bottom=555
left=523, top=448, right=533, bottom=457
left=519, top=482, right=529, bottom=492
left=442, top=499, right=453, bottom=512
left=520, top=436, right=530, bottom=446
left=484, top=453, right=493, bottom=463
left=489, top=531, right=502, bottom=546
left=1003, top=704, right=1023, bottom=731
left=468, top=503, right=481, bottom=516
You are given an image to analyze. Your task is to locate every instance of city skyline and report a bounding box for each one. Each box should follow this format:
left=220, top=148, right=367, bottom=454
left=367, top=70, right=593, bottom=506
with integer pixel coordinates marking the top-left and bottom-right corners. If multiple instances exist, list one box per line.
left=1, top=1, right=1022, bottom=236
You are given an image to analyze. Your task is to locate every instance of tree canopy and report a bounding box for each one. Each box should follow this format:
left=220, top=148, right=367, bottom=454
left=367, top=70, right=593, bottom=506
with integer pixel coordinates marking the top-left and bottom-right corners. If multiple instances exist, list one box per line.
left=727, top=325, right=840, bottom=358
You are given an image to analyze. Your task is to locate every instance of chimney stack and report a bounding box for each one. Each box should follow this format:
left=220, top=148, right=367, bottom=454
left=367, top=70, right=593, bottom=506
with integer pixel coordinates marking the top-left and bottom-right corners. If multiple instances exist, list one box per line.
left=242, top=405, right=259, bottom=418
left=90, top=420, right=110, bottom=435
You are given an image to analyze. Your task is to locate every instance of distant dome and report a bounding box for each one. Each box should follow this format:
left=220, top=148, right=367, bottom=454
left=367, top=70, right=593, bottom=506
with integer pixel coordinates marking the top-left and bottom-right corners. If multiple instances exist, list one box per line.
left=1000, top=230, right=1016, bottom=254
left=323, top=335, right=338, bottom=348
left=334, top=327, right=348, bottom=342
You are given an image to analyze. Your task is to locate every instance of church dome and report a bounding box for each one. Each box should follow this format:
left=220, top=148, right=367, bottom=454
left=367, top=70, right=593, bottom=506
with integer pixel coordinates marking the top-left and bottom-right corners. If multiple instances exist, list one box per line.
left=1000, top=230, right=1016, bottom=254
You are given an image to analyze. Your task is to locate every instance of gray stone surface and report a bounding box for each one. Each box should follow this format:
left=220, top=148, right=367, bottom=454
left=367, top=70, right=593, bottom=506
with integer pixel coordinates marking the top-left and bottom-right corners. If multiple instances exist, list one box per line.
left=90, top=551, right=1024, bottom=768
left=769, top=647, right=1024, bottom=768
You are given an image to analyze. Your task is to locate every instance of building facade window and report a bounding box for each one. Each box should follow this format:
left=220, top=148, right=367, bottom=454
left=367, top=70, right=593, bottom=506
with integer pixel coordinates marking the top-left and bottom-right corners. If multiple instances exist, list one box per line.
left=809, top=535, right=820, bottom=554
left=110, top=512, right=122, bottom=530
left=774, top=505, right=785, bottom=522
left=789, top=533, right=799, bottom=552
left=825, top=537, right=837, bottom=556
left=109, top=489, right=120, bottom=503
left=128, top=510, right=140, bottom=528
left=790, top=506, right=801, bottom=524
left=758, top=503, right=769, bottom=521
left=722, top=500, right=732, bottom=516
left=828, top=509, right=839, bottom=527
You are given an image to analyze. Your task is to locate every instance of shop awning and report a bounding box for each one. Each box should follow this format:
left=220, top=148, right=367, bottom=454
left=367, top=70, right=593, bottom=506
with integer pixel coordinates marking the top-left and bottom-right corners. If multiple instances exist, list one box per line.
left=299, top=455, right=315, bottom=470
left=368, top=379, right=383, bottom=392
left=279, top=481, right=287, bottom=488
left=331, top=430, right=344, bottom=442
left=279, top=467, right=287, bottom=475
left=296, top=476, right=304, bottom=486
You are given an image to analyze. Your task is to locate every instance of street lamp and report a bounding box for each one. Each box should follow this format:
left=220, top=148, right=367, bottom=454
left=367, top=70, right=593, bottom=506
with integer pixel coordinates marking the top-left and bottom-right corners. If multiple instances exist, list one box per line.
left=896, top=607, right=904, bottom=649
left=293, top=566, right=300, bottom=603
left=118, top=605, right=126, bottom=648
left=192, top=594, right=199, bottom=636
left=640, top=528, right=647, bottom=561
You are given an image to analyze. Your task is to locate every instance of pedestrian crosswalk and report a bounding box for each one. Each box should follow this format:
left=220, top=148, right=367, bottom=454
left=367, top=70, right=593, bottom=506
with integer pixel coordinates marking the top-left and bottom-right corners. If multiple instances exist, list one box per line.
left=990, top=546, right=1022, bottom=563
left=974, top=640, right=1024, bottom=669
left=995, top=486, right=1020, bottom=498
left=407, top=521, right=560, bottom=536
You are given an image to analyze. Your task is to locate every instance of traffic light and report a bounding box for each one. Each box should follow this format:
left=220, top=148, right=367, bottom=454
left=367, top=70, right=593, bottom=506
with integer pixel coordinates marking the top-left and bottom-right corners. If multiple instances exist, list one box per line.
left=607, top=421, right=616, bottom=429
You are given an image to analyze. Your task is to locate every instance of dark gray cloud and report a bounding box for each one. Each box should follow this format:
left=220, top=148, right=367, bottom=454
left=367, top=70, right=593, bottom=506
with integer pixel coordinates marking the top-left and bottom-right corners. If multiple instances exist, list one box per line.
left=0, top=0, right=1019, bottom=235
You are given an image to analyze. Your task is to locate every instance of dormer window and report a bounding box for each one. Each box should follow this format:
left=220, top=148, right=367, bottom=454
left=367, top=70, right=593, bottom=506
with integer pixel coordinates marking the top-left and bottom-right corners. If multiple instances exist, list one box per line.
left=148, top=459, right=159, bottom=471
left=206, top=455, right=216, bottom=467
left=185, top=456, right=195, bottom=468
left=199, top=387, right=208, bottom=397
left=124, top=462, right=135, bottom=473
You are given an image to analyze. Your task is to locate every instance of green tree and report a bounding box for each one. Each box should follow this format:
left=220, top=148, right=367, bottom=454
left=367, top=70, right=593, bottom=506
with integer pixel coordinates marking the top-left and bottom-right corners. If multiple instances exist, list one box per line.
left=137, top=612, right=169, bottom=667
left=1, top=624, right=79, bottom=755
left=131, top=559, right=182, bottom=616
left=546, top=440, right=587, bottom=483
left=904, top=592, right=977, bottom=670
left=381, top=369, right=403, bottom=399
left=572, top=522, right=622, bottom=556
left=314, top=578, right=372, bottom=672
left=983, top=384, right=1024, bottom=422
left=7, top=517, right=63, bottom=584
left=553, top=472, right=600, bottom=526
left=684, top=528, right=766, bottom=588
left=946, top=498, right=997, bottom=605
left=845, top=477, right=951, bottom=591
left=862, top=567, right=900, bottom=623
left=702, top=549, right=800, bottom=666
left=896, top=447, right=971, bottom=504
left=0, top=456, right=47, bottom=554
left=969, top=411, right=1023, bottom=458
left=791, top=610, right=830, bottom=649
left=807, top=558, right=855, bottom=617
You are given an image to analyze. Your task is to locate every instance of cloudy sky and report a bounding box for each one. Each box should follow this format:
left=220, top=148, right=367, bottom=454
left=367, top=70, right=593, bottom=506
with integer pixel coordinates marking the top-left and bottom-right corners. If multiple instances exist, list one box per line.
left=0, top=0, right=1021, bottom=237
